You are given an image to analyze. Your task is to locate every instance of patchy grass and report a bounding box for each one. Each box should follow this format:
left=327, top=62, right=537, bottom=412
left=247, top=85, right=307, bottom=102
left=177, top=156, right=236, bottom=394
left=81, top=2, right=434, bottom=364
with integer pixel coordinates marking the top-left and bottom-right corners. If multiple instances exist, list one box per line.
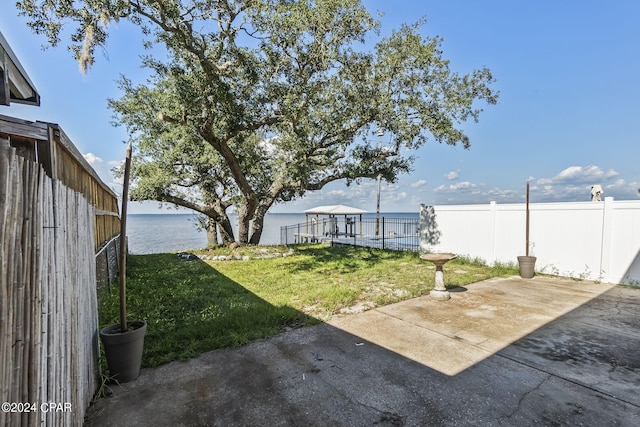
left=99, top=244, right=519, bottom=368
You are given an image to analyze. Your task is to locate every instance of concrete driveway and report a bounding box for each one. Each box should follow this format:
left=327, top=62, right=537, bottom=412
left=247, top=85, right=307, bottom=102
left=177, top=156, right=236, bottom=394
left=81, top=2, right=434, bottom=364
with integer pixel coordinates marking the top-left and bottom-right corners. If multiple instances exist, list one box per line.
left=85, top=276, right=640, bottom=426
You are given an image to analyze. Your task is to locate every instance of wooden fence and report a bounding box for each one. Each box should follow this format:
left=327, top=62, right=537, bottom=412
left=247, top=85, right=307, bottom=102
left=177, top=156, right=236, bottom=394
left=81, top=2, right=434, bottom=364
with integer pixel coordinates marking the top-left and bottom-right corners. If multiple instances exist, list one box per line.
left=0, top=114, right=120, bottom=252
left=1, top=140, right=100, bottom=425
left=0, top=141, right=98, bottom=426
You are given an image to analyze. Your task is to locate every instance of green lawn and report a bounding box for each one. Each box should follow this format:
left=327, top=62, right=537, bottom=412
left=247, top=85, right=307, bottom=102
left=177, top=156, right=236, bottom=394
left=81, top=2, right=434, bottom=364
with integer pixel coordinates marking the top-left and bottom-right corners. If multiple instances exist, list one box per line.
left=98, top=244, right=518, bottom=368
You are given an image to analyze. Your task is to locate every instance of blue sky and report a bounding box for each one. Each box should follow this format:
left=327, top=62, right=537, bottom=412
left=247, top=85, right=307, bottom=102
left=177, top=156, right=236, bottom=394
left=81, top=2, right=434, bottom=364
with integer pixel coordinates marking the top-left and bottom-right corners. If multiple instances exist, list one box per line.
left=2, top=1, right=639, bottom=214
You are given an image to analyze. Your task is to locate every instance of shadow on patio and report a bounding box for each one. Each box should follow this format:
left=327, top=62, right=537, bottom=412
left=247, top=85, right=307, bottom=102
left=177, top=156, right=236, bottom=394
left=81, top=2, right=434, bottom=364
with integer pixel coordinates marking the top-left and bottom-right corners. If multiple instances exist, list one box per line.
left=86, top=273, right=640, bottom=426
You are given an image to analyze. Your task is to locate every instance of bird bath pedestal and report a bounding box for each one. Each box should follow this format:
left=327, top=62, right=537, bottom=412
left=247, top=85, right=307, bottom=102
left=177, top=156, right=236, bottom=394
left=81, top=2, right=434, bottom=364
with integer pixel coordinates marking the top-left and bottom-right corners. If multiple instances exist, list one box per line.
left=420, top=253, right=458, bottom=301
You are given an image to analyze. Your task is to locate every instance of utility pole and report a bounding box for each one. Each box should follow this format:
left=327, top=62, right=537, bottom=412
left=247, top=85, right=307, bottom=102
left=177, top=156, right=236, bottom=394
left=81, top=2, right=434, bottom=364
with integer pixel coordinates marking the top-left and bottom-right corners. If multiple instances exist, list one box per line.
left=375, top=173, right=382, bottom=236
left=375, top=126, right=384, bottom=237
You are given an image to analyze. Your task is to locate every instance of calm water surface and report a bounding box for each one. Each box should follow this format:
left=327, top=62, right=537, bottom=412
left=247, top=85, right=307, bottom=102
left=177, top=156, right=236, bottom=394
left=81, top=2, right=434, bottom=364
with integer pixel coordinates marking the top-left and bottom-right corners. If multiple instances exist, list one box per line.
left=127, top=212, right=417, bottom=254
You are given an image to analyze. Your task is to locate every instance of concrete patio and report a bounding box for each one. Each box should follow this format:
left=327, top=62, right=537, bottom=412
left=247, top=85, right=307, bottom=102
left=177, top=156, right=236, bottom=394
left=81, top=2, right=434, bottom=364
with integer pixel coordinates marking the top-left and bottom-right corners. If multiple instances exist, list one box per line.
left=85, top=276, right=640, bottom=426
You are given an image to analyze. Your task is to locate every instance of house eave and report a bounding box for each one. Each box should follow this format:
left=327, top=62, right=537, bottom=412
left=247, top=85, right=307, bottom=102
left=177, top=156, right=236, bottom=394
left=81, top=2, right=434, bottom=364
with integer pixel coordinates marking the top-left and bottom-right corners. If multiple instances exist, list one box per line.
left=0, top=31, right=41, bottom=107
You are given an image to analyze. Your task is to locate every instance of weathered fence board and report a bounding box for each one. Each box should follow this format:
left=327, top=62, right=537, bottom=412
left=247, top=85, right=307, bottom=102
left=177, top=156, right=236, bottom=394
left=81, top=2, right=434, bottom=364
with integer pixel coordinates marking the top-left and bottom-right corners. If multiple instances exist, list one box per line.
left=0, top=114, right=120, bottom=253
left=0, top=143, right=99, bottom=426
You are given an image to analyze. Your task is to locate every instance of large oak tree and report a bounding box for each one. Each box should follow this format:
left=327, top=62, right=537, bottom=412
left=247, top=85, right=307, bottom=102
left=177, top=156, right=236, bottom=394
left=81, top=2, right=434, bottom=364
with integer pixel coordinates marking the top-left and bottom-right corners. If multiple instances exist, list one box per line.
left=18, top=0, right=498, bottom=244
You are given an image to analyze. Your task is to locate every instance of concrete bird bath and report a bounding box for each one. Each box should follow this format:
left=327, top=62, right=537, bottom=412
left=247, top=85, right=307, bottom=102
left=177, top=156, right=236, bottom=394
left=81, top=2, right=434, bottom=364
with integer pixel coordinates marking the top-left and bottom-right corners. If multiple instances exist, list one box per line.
left=420, top=253, right=458, bottom=301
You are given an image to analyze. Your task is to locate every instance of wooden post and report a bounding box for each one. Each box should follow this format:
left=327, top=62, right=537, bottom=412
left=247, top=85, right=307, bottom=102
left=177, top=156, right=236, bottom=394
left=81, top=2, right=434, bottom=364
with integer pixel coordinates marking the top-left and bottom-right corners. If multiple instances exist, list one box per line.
left=525, top=181, right=530, bottom=257
left=118, top=144, right=132, bottom=332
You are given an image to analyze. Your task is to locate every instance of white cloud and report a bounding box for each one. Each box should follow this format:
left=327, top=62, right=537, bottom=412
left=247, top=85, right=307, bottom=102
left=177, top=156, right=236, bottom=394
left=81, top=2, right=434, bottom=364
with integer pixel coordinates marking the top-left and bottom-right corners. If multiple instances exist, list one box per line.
left=410, top=179, right=427, bottom=189
left=435, top=181, right=484, bottom=194
left=540, top=185, right=555, bottom=195
left=321, top=181, right=381, bottom=207
left=83, top=152, right=103, bottom=165
left=605, top=179, right=626, bottom=190
left=536, top=178, right=553, bottom=185
left=258, top=136, right=286, bottom=158
left=553, top=165, right=618, bottom=183
left=325, top=189, right=351, bottom=198
left=486, top=188, right=519, bottom=200
left=526, top=165, right=626, bottom=202
left=446, top=170, right=460, bottom=181
left=450, top=181, right=474, bottom=191
left=383, top=191, right=407, bottom=203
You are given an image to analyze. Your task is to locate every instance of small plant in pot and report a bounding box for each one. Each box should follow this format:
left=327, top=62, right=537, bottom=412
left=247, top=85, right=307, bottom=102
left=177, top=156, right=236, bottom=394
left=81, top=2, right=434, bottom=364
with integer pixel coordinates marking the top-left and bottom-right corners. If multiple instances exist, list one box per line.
left=518, top=181, right=537, bottom=278
left=99, top=144, right=147, bottom=383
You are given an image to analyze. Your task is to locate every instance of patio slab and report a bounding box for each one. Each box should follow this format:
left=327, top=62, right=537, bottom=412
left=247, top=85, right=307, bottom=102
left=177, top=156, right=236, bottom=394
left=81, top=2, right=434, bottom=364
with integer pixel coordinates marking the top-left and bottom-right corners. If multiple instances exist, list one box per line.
left=85, top=276, right=640, bottom=426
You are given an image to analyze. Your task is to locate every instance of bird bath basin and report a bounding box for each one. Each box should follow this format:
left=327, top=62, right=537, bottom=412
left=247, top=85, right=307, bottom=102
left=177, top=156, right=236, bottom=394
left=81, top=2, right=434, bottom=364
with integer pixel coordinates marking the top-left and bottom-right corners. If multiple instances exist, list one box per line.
left=420, top=253, right=457, bottom=301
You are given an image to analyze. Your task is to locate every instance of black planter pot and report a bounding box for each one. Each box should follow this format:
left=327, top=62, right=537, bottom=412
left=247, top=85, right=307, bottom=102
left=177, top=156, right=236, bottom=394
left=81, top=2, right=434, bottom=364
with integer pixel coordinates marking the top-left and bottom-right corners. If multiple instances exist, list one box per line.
left=99, top=320, right=147, bottom=383
left=517, top=256, right=537, bottom=279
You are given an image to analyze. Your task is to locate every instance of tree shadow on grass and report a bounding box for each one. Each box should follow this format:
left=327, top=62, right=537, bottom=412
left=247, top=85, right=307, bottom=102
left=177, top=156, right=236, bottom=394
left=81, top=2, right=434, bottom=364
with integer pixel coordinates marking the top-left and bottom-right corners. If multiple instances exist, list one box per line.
left=98, top=254, right=319, bottom=369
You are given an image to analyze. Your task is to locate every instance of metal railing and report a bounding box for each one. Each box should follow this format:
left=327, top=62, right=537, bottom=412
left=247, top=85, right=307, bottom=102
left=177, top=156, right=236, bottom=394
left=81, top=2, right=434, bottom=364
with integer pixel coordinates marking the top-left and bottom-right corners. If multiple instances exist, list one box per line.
left=280, top=216, right=420, bottom=251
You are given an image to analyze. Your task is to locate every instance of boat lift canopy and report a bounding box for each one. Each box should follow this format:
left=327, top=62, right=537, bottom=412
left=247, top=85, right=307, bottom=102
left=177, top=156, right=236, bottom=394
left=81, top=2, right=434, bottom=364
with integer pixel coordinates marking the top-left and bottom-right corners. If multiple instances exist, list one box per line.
left=304, top=205, right=367, bottom=237
left=304, top=205, right=367, bottom=217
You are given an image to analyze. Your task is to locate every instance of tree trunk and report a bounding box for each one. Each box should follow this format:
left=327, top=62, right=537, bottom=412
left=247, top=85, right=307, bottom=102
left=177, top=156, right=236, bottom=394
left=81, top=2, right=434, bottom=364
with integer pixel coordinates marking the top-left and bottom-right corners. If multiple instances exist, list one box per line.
left=237, top=196, right=259, bottom=244
left=248, top=218, right=264, bottom=245
left=249, top=204, right=271, bottom=245
left=206, top=219, right=219, bottom=246
left=204, top=215, right=235, bottom=246
left=237, top=207, right=251, bottom=244
left=216, top=217, right=235, bottom=245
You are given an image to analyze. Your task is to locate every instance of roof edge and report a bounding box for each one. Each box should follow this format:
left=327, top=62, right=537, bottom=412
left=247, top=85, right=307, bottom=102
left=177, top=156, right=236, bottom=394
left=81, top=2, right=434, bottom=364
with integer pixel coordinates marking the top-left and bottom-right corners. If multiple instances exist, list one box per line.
left=0, top=30, right=41, bottom=107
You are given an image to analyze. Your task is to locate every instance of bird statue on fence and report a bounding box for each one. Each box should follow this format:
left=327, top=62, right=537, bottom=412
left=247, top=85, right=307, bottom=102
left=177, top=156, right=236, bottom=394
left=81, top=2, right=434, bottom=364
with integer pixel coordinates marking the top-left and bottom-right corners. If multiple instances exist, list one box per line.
left=590, top=185, right=603, bottom=202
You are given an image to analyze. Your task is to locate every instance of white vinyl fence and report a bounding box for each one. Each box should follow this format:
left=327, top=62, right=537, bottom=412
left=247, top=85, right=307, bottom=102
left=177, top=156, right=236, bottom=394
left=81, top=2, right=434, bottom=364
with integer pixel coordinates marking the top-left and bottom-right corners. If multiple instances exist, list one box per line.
left=420, top=199, right=640, bottom=285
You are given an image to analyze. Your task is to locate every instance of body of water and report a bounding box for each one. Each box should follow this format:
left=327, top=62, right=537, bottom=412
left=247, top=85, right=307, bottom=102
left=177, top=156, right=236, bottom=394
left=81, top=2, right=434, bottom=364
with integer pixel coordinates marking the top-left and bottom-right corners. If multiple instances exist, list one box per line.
left=127, top=212, right=419, bottom=254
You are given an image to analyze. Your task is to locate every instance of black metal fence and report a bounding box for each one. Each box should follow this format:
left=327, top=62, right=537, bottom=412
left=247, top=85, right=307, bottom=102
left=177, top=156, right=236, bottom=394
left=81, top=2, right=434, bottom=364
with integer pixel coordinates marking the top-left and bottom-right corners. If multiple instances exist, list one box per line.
left=280, top=216, right=420, bottom=251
